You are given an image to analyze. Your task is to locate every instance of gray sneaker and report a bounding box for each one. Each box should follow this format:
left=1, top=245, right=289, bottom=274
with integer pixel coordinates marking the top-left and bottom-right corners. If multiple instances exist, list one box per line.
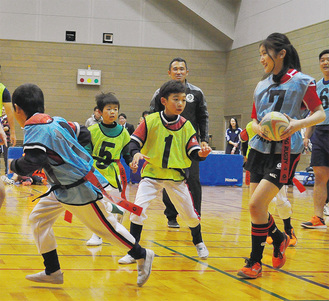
left=137, top=249, right=155, bottom=287
left=168, top=219, right=180, bottom=228
left=26, top=270, right=63, bottom=284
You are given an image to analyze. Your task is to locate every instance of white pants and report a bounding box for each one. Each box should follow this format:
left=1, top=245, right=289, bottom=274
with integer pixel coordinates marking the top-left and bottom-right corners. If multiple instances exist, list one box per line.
left=29, top=193, right=136, bottom=254
left=130, top=178, right=200, bottom=228
left=100, top=185, right=124, bottom=215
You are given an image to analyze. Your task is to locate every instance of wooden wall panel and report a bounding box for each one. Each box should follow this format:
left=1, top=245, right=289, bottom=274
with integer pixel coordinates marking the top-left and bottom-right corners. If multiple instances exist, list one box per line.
left=0, top=40, right=225, bottom=148
left=1, top=20, right=328, bottom=153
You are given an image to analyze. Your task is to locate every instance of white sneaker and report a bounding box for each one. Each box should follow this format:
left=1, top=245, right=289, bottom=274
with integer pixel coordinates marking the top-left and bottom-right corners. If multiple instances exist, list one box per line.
left=26, top=270, right=63, bottom=284
left=1, top=175, right=15, bottom=185
left=86, top=233, right=103, bottom=246
left=137, top=249, right=155, bottom=287
left=196, top=242, right=209, bottom=259
left=324, top=204, right=329, bottom=216
left=118, top=254, right=136, bottom=264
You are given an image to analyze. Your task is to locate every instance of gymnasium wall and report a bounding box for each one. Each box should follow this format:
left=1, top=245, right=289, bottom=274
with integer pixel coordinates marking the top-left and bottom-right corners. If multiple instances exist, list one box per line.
left=0, top=39, right=226, bottom=147
left=1, top=19, right=328, bottom=157
left=233, top=0, right=329, bottom=49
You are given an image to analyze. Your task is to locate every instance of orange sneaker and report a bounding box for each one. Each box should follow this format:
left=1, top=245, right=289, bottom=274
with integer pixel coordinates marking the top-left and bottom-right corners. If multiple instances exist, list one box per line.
left=272, top=233, right=290, bottom=269
left=301, top=216, right=327, bottom=229
left=285, top=228, right=297, bottom=246
left=266, top=235, right=273, bottom=244
left=237, top=259, right=262, bottom=279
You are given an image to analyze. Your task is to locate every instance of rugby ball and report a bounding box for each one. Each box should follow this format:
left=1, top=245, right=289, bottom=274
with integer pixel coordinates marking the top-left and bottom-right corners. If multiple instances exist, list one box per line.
left=259, top=112, right=289, bottom=141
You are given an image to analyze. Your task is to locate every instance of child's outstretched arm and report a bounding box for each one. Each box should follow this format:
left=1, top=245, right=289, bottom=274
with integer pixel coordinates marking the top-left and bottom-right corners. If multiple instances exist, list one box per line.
left=130, top=153, right=150, bottom=173
left=10, top=149, right=47, bottom=176
left=198, top=144, right=212, bottom=158
left=129, top=138, right=149, bottom=173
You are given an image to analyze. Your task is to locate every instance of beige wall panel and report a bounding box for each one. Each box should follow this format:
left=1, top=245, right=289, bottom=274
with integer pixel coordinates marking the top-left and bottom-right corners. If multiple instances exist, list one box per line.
left=0, top=40, right=225, bottom=147
left=1, top=20, right=328, bottom=152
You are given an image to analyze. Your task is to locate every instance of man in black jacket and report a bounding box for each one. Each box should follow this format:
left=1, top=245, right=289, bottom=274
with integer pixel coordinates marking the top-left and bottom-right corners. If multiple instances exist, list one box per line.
left=150, top=57, right=209, bottom=228
left=118, top=113, right=135, bottom=135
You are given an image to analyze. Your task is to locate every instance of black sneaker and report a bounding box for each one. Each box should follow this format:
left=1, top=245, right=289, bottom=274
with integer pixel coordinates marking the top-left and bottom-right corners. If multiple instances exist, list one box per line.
left=168, top=219, right=180, bottom=228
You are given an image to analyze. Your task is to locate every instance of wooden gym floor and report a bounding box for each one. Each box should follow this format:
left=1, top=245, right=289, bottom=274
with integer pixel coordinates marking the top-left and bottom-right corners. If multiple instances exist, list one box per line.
left=0, top=179, right=328, bottom=301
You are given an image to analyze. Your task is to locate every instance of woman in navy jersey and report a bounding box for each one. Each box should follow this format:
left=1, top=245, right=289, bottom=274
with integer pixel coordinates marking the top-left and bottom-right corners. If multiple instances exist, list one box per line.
left=225, top=117, right=242, bottom=154
left=237, top=33, right=325, bottom=279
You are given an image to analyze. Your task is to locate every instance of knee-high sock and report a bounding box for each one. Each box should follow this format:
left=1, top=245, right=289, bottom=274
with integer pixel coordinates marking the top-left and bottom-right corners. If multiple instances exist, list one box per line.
left=130, top=222, right=143, bottom=244
left=268, top=213, right=284, bottom=245
left=283, top=217, right=292, bottom=233
left=250, top=222, right=269, bottom=263
left=128, top=243, right=146, bottom=260
left=189, top=224, right=202, bottom=245
left=42, top=249, right=60, bottom=275
left=126, top=223, right=146, bottom=260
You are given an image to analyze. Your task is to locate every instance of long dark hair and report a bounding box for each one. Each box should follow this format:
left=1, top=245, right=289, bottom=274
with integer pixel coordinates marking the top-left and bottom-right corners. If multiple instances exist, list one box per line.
left=229, top=117, right=239, bottom=130
left=260, top=33, right=301, bottom=84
